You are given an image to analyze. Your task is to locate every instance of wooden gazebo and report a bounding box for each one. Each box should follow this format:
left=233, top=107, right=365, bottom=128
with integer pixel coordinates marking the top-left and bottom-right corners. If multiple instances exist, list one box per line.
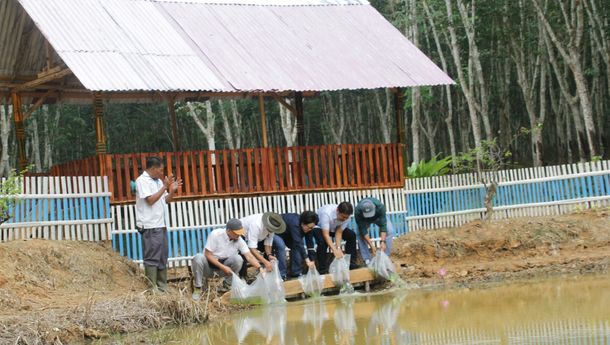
left=0, top=0, right=453, bottom=203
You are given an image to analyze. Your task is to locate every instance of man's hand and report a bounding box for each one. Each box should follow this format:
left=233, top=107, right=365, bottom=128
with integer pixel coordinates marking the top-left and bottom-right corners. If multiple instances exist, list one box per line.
left=264, top=260, right=273, bottom=272
left=267, top=254, right=277, bottom=262
left=333, top=247, right=344, bottom=259
left=164, top=176, right=183, bottom=192
left=305, top=259, right=316, bottom=269
left=221, top=265, right=233, bottom=276
left=370, top=245, right=377, bottom=257
left=380, top=241, right=387, bottom=253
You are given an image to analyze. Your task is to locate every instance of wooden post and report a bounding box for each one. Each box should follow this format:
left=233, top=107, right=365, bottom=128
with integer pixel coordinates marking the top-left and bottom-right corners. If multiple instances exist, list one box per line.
left=93, top=93, right=107, bottom=154
left=10, top=92, right=27, bottom=169
left=393, top=88, right=407, bottom=175
left=258, top=94, right=268, bottom=148
left=93, top=93, right=107, bottom=177
left=294, top=91, right=305, bottom=146
left=167, top=94, right=181, bottom=152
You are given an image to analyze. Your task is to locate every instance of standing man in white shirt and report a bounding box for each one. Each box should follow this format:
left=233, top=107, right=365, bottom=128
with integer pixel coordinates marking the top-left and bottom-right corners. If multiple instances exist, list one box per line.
left=191, top=218, right=262, bottom=301
left=313, top=202, right=358, bottom=273
left=135, top=156, right=182, bottom=292
left=240, top=212, right=287, bottom=278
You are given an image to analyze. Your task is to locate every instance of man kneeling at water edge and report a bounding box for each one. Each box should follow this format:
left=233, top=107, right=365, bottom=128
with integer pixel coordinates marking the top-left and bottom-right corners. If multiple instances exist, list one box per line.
left=191, top=219, right=263, bottom=301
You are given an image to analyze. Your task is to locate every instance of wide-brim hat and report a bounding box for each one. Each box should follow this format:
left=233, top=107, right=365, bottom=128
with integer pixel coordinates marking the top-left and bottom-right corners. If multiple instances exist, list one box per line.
left=262, top=212, right=286, bottom=234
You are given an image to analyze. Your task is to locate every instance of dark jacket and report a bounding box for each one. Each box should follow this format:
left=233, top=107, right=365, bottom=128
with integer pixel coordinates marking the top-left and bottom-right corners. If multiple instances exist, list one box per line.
left=280, top=213, right=316, bottom=261
left=354, top=197, right=387, bottom=236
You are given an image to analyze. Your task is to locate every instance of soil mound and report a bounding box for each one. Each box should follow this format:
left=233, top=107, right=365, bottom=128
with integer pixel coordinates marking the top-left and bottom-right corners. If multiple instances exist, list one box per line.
left=393, top=209, right=610, bottom=285
left=0, top=240, right=144, bottom=312
left=0, top=240, right=240, bottom=344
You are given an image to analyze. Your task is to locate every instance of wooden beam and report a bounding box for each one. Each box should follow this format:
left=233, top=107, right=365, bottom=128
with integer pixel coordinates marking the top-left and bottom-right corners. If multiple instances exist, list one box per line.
left=272, top=95, right=296, bottom=114
left=0, top=88, right=319, bottom=103
left=258, top=94, right=268, bottom=148
left=12, top=68, right=72, bottom=92
left=93, top=92, right=107, bottom=155
left=23, top=90, right=53, bottom=121
left=220, top=267, right=377, bottom=305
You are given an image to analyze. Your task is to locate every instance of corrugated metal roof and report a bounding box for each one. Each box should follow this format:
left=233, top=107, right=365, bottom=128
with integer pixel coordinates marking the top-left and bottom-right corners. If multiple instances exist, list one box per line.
left=11, top=0, right=453, bottom=92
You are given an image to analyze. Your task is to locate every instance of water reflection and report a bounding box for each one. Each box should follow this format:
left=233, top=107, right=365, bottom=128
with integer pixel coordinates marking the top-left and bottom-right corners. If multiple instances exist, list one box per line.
left=156, top=274, right=610, bottom=345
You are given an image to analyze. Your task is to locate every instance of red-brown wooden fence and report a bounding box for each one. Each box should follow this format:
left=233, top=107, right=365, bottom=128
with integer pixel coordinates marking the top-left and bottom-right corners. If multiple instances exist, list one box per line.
left=50, top=144, right=404, bottom=203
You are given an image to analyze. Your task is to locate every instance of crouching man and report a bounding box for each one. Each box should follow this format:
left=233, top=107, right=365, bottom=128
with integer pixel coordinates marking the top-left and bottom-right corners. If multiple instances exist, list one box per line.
left=191, top=218, right=263, bottom=301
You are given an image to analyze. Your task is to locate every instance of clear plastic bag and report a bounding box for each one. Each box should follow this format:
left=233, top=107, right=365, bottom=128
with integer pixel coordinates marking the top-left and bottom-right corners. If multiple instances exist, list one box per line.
left=329, top=254, right=354, bottom=294
left=368, top=251, right=396, bottom=280
left=265, top=260, right=286, bottom=304
left=230, top=262, right=286, bottom=305
left=230, top=272, right=266, bottom=305
left=230, top=273, right=250, bottom=302
left=298, top=267, right=325, bottom=297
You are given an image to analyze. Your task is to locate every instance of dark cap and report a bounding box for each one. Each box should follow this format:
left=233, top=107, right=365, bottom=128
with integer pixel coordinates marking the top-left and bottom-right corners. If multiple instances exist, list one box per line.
left=359, top=200, right=376, bottom=218
left=226, top=218, right=245, bottom=236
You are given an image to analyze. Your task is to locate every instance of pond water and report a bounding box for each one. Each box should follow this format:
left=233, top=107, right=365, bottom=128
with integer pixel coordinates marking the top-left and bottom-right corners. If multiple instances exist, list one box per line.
left=111, top=274, right=610, bottom=344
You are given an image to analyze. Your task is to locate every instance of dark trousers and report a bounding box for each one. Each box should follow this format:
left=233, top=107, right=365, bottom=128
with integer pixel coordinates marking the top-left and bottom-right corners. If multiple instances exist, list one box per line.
left=142, top=227, right=168, bottom=269
left=312, top=227, right=358, bottom=274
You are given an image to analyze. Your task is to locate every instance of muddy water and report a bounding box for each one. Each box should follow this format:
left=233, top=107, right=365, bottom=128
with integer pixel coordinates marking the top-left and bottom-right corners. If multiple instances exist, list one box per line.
left=139, top=274, right=610, bottom=344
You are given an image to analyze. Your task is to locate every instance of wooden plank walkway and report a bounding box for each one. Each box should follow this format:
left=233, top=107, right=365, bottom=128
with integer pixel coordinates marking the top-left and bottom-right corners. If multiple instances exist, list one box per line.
left=220, top=267, right=376, bottom=304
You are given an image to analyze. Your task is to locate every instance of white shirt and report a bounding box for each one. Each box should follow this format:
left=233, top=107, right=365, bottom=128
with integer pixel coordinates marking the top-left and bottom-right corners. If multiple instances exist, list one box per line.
left=135, top=171, right=168, bottom=229
left=205, top=228, right=250, bottom=260
left=317, top=204, right=349, bottom=233
left=240, top=213, right=274, bottom=248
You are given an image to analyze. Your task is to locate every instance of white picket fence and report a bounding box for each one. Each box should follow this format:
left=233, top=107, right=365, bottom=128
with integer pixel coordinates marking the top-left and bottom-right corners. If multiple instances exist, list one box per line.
left=112, top=188, right=407, bottom=267
left=0, top=176, right=113, bottom=241
left=405, top=160, right=610, bottom=231
left=2, top=160, right=609, bottom=268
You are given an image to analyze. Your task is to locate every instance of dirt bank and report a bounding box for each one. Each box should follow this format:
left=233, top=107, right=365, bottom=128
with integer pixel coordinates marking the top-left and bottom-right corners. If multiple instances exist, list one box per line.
left=392, top=209, right=610, bottom=287
left=1, top=209, right=609, bottom=344
left=0, top=240, right=244, bottom=344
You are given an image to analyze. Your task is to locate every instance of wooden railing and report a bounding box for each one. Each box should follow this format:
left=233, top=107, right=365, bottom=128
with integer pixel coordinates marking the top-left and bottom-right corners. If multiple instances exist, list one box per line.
left=50, top=143, right=404, bottom=203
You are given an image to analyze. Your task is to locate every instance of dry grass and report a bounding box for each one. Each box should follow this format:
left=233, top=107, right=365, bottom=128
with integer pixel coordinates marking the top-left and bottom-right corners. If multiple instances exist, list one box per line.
left=0, top=240, right=250, bottom=344
left=0, top=280, right=249, bottom=344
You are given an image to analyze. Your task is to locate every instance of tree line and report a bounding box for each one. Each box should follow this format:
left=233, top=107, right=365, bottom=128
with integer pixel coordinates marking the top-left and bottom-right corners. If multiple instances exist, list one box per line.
left=0, top=0, right=608, bottom=177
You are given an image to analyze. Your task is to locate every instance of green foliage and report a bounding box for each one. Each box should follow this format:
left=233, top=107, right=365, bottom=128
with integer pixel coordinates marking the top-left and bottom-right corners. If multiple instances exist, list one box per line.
left=407, top=154, right=452, bottom=178
left=0, top=166, right=29, bottom=223
left=452, top=139, right=510, bottom=173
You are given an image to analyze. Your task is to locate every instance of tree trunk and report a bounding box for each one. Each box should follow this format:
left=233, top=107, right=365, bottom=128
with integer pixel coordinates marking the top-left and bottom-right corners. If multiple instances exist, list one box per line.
left=533, top=0, right=597, bottom=158
left=185, top=101, right=216, bottom=152
left=543, top=31, right=587, bottom=161
left=445, top=0, right=482, bottom=152
left=279, top=99, right=297, bottom=147
left=423, top=0, right=456, bottom=163
left=456, top=0, right=492, bottom=142
left=374, top=90, right=392, bottom=144
left=322, top=93, right=346, bottom=144
left=409, top=0, right=422, bottom=162
left=0, top=102, right=12, bottom=177
left=29, top=115, right=42, bottom=172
